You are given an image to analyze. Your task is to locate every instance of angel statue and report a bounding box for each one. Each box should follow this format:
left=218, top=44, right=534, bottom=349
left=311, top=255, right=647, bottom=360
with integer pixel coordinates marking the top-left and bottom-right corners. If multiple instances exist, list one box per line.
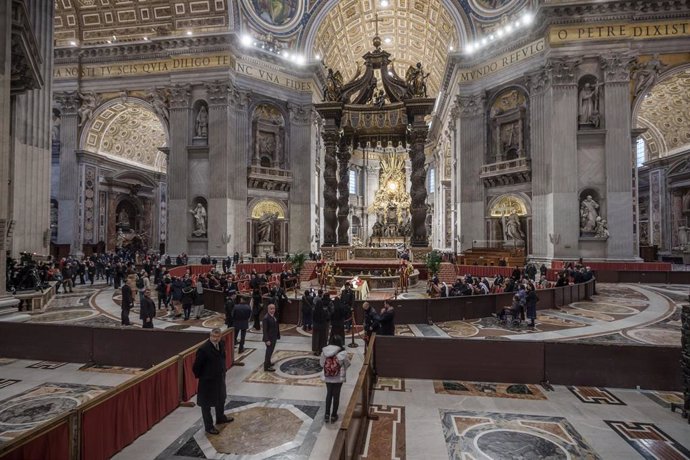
left=257, top=212, right=278, bottom=243
left=324, top=68, right=343, bottom=102
left=148, top=88, right=169, bottom=124
left=405, top=62, right=430, bottom=98
left=77, top=91, right=100, bottom=127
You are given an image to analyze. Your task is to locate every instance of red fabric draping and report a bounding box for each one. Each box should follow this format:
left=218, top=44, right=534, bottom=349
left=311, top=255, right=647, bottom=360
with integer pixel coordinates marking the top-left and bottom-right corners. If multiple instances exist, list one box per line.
left=224, top=330, right=234, bottom=369
left=2, top=420, right=69, bottom=460
left=182, top=353, right=198, bottom=401
left=81, top=362, right=179, bottom=460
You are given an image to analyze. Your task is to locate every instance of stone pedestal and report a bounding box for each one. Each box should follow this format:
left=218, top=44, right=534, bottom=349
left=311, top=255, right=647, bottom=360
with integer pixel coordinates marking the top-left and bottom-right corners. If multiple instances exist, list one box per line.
left=256, top=241, right=275, bottom=257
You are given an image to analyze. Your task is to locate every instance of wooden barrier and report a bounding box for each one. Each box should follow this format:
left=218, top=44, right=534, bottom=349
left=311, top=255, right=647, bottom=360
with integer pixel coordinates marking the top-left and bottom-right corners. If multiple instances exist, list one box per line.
left=373, top=335, right=681, bottom=391
left=0, top=412, right=72, bottom=460
left=330, top=335, right=377, bottom=460
left=594, top=270, right=690, bottom=284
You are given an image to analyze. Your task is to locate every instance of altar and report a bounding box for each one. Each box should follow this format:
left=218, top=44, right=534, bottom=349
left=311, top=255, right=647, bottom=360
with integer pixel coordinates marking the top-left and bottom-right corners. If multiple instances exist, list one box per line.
left=353, top=247, right=398, bottom=259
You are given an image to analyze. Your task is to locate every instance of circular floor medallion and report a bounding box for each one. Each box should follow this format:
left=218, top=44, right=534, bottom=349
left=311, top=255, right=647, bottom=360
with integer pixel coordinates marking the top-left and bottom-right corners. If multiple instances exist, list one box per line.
left=277, top=356, right=322, bottom=378
left=625, top=327, right=681, bottom=346
left=0, top=397, right=79, bottom=426
left=475, top=430, right=568, bottom=460
left=30, top=309, right=95, bottom=323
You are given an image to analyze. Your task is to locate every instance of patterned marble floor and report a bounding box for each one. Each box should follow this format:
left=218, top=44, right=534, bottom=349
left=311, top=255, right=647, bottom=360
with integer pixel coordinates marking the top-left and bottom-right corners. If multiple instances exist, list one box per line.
left=369, top=378, right=690, bottom=460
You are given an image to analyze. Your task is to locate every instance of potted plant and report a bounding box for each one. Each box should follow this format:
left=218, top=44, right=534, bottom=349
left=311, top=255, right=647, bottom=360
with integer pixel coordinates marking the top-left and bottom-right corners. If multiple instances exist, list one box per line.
left=287, top=252, right=307, bottom=297
left=425, top=250, right=441, bottom=279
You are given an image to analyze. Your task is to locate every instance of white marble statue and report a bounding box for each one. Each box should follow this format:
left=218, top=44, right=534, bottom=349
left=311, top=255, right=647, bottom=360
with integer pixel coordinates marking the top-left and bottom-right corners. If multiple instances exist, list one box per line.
left=189, top=203, right=207, bottom=237
left=580, top=195, right=600, bottom=233
left=502, top=211, right=525, bottom=242
left=594, top=217, right=609, bottom=239
left=195, top=106, right=208, bottom=138
left=117, top=209, right=130, bottom=226
left=678, top=226, right=689, bottom=248
left=77, top=91, right=99, bottom=127
left=578, top=82, right=602, bottom=127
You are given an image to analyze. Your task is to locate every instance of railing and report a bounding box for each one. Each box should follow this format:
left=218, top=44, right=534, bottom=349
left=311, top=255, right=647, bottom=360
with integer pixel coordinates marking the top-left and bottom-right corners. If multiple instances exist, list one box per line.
left=330, top=334, right=377, bottom=460
left=0, top=328, right=234, bottom=460
left=247, top=165, right=293, bottom=179
left=480, top=157, right=531, bottom=177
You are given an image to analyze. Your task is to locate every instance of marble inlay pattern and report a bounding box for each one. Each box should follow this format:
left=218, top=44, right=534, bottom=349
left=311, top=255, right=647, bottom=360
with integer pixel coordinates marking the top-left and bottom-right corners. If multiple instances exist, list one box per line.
left=79, top=363, right=144, bottom=375
left=0, top=380, right=20, bottom=390
left=234, top=348, right=256, bottom=363
left=362, top=405, right=406, bottom=460
left=605, top=420, right=690, bottom=459
left=623, top=327, right=682, bottom=346
left=641, top=390, right=685, bottom=410
left=244, top=351, right=325, bottom=387
left=433, top=380, right=546, bottom=400
left=568, top=386, right=625, bottom=405
left=0, top=383, right=109, bottom=443
left=28, top=309, right=97, bottom=323
left=157, top=396, right=324, bottom=460
left=374, top=377, right=406, bottom=392
left=441, top=410, right=600, bottom=460
left=0, top=359, right=16, bottom=366
left=26, top=361, right=67, bottom=370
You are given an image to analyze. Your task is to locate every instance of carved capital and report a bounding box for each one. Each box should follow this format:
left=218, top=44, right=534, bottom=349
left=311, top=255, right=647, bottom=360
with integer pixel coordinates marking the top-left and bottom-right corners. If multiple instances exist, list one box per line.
left=229, top=87, right=251, bottom=110
left=287, top=103, right=311, bottom=124
left=168, top=84, right=191, bottom=109
left=526, top=66, right=551, bottom=95
left=549, top=57, right=581, bottom=86
left=456, top=93, right=485, bottom=117
left=205, top=80, right=229, bottom=106
left=321, top=129, right=339, bottom=147
left=54, top=91, right=81, bottom=115
left=600, top=53, right=636, bottom=83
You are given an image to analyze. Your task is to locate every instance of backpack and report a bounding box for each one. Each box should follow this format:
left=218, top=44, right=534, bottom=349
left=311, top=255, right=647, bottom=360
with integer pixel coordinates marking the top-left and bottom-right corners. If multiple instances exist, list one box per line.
left=136, top=277, right=144, bottom=289
left=323, top=355, right=341, bottom=377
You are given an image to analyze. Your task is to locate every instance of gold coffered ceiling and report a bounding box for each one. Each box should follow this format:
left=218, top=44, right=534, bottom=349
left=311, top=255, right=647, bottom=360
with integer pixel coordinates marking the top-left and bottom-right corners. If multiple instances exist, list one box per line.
left=54, top=0, right=229, bottom=47
left=314, top=0, right=459, bottom=97
left=637, top=69, right=690, bottom=159
left=84, top=102, right=167, bottom=172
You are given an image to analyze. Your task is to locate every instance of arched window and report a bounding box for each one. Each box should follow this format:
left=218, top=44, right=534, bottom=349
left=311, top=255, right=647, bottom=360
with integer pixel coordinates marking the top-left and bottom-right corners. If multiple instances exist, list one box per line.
left=636, top=137, right=646, bottom=167
left=349, top=169, right=357, bottom=195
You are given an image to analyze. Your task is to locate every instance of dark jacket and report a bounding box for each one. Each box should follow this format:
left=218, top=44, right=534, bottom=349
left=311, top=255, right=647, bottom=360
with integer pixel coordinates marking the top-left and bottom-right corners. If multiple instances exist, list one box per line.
left=121, top=284, right=133, bottom=309
left=363, top=307, right=381, bottom=334
left=379, top=308, right=395, bottom=336
left=224, top=297, right=235, bottom=327
left=192, top=340, right=227, bottom=407
left=525, top=290, right=539, bottom=319
left=181, top=284, right=195, bottom=306
left=312, top=298, right=331, bottom=325
left=231, top=302, right=251, bottom=330
left=171, top=278, right=184, bottom=301
left=139, top=296, right=156, bottom=321
left=262, top=313, right=280, bottom=343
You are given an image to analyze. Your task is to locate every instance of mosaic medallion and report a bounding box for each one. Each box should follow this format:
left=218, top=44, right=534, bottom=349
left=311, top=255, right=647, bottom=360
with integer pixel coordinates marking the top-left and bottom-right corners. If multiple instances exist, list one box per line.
left=434, top=380, right=547, bottom=400
left=278, top=356, right=322, bottom=377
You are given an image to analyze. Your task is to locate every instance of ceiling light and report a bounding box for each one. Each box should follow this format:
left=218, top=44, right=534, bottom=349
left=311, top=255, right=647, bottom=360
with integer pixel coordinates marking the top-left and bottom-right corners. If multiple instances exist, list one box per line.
left=465, top=44, right=475, bottom=54
left=296, top=54, right=306, bottom=65
left=522, top=12, right=533, bottom=25
left=388, top=70, right=393, bottom=76
left=186, top=30, right=193, bottom=36
left=380, top=0, right=389, bottom=7
left=384, top=37, right=392, bottom=44
left=449, top=45, right=454, bottom=51
left=283, top=51, right=291, bottom=59
left=69, top=41, right=77, bottom=46
left=506, top=24, right=513, bottom=33
left=496, top=28, right=504, bottom=37
left=315, top=53, right=321, bottom=60
left=481, top=38, right=487, bottom=45
left=143, top=36, right=148, bottom=41
left=489, top=34, right=495, bottom=40
left=240, top=34, right=253, bottom=47
left=106, top=40, right=111, bottom=44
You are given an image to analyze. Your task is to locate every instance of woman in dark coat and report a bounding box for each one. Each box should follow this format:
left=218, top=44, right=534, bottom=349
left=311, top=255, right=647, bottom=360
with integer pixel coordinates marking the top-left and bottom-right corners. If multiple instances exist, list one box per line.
left=171, top=277, right=184, bottom=317
left=192, top=329, right=232, bottom=434
left=181, top=280, right=195, bottom=320
left=525, top=284, right=539, bottom=327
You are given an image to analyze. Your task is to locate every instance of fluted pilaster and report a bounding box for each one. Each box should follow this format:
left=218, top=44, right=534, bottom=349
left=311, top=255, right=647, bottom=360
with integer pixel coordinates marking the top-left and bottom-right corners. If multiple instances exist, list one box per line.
left=288, top=103, right=313, bottom=253
left=166, top=84, right=190, bottom=255
left=55, top=91, right=80, bottom=249
left=0, top=1, right=12, bottom=297
left=228, top=85, right=250, bottom=255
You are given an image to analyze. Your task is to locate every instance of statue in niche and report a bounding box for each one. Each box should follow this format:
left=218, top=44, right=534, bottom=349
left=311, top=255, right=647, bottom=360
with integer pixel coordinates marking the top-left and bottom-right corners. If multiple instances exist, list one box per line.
left=257, top=133, right=276, bottom=165
left=257, top=212, right=278, bottom=242
left=51, top=109, right=61, bottom=141
left=116, top=228, right=126, bottom=249
left=324, top=68, right=344, bottom=102
left=399, top=208, right=411, bottom=237
left=502, top=211, right=525, bottom=242
left=578, top=81, right=603, bottom=128
left=677, top=226, right=689, bottom=248
left=77, top=91, right=99, bottom=127
left=594, top=217, right=609, bottom=239
left=580, top=195, right=600, bottom=233
left=117, top=209, right=130, bottom=227
left=189, top=202, right=207, bottom=237
left=500, top=122, right=520, bottom=157
left=632, top=54, right=667, bottom=99
left=195, top=106, right=208, bottom=138
left=372, top=212, right=384, bottom=237
left=405, top=62, right=430, bottom=98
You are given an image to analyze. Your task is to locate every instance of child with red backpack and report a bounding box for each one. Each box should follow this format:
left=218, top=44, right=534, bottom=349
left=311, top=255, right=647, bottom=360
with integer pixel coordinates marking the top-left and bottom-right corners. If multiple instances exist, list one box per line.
left=320, top=335, right=350, bottom=424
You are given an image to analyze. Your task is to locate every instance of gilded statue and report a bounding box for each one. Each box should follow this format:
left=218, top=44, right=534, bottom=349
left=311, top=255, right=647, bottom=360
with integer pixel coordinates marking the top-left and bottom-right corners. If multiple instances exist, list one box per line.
left=324, top=68, right=344, bottom=102
left=405, top=62, right=430, bottom=98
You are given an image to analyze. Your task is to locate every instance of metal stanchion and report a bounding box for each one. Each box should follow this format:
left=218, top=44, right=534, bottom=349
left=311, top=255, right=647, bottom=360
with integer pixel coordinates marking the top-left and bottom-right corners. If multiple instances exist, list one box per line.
left=348, top=312, right=359, bottom=348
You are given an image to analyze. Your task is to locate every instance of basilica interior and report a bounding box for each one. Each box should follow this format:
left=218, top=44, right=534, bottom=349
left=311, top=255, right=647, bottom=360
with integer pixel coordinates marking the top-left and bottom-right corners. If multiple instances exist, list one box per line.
left=1, top=0, right=690, bottom=459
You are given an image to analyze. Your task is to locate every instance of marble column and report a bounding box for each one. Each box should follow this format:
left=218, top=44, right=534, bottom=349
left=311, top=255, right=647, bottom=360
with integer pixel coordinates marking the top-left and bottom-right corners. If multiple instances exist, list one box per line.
left=166, top=84, right=190, bottom=256
left=0, top=1, right=13, bottom=301
left=549, top=58, right=580, bottom=259
left=228, top=86, right=250, bottom=256
left=336, top=132, right=351, bottom=246
left=527, top=66, right=552, bottom=260
left=288, top=104, right=312, bottom=253
left=409, top=125, right=429, bottom=247
left=456, top=94, right=485, bottom=252
left=321, top=126, right=339, bottom=246
left=205, top=81, right=230, bottom=256
left=10, top=0, right=53, bottom=256
left=601, top=54, right=635, bottom=259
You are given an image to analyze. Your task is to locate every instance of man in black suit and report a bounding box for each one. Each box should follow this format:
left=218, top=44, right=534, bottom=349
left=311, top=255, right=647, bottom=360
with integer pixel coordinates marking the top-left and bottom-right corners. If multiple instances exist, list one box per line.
left=379, top=302, right=396, bottom=336
left=139, top=289, right=156, bottom=329
left=121, top=282, right=133, bottom=325
left=192, top=328, right=233, bottom=434
left=231, top=294, right=252, bottom=353
left=262, top=303, right=280, bottom=371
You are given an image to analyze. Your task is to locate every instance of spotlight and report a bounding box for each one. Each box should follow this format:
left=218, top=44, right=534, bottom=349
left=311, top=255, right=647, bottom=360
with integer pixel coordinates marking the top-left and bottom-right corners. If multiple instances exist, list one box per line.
left=384, top=37, right=392, bottom=44
left=506, top=24, right=513, bottom=33
left=449, top=45, right=454, bottom=51
left=296, top=54, right=306, bottom=65
left=380, top=0, right=389, bottom=7
left=388, top=70, right=393, bottom=76
left=489, top=34, right=495, bottom=40
left=481, top=38, right=487, bottom=45
left=496, top=28, right=504, bottom=37
left=186, top=30, right=193, bottom=36
left=522, top=12, right=534, bottom=25
left=143, top=36, right=149, bottom=41
left=283, top=51, right=291, bottom=59
left=69, top=41, right=77, bottom=46
left=465, top=44, right=475, bottom=54
left=315, top=53, right=321, bottom=60
left=240, top=34, right=253, bottom=47
left=106, top=40, right=111, bottom=44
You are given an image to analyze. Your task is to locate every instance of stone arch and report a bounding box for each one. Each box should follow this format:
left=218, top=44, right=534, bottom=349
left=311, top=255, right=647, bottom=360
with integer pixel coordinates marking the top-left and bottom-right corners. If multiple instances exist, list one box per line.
left=80, top=97, right=168, bottom=172
left=250, top=101, right=287, bottom=168
left=487, top=193, right=531, bottom=217
left=249, top=198, right=287, bottom=219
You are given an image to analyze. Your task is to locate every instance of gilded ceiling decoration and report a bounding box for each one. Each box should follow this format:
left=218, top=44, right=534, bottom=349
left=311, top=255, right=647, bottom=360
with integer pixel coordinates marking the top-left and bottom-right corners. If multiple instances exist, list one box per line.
left=636, top=68, right=690, bottom=159
left=313, top=0, right=459, bottom=97
left=84, top=101, right=167, bottom=172
left=54, top=0, right=230, bottom=47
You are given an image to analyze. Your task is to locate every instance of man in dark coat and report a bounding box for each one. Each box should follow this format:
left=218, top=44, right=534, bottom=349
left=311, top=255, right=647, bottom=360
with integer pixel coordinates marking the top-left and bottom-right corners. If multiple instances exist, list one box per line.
left=525, top=284, right=539, bottom=328
left=121, top=282, right=133, bottom=325
left=231, top=294, right=252, bottom=353
left=192, top=328, right=233, bottom=434
left=379, top=302, right=396, bottom=336
left=139, top=289, right=156, bottom=329
left=340, top=284, right=355, bottom=332
left=262, top=303, right=280, bottom=371
left=362, top=302, right=381, bottom=352
left=224, top=291, right=236, bottom=329
left=312, top=292, right=331, bottom=356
